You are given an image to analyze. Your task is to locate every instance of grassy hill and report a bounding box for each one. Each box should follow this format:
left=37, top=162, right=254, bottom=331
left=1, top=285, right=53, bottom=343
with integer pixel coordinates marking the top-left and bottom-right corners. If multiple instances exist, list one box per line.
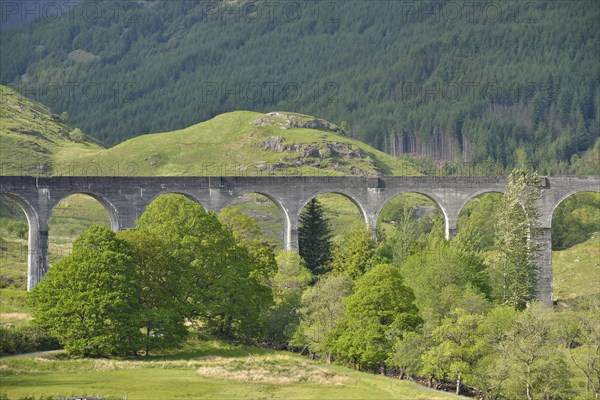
left=0, top=85, right=104, bottom=175
left=1, top=85, right=419, bottom=177
left=553, top=234, right=600, bottom=301
left=65, top=110, right=420, bottom=177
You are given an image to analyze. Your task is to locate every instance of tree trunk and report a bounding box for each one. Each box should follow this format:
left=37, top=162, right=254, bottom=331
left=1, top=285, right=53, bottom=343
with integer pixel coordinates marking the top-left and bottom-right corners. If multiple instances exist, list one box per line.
left=526, top=382, right=532, bottom=400
left=428, top=377, right=432, bottom=388
left=380, top=361, right=387, bottom=375
left=456, top=372, right=461, bottom=395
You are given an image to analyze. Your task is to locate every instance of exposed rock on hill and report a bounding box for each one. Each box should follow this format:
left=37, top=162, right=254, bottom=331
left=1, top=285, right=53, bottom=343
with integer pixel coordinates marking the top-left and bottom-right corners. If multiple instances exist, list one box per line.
left=254, top=112, right=346, bottom=134
left=255, top=135, right=379, bottom=177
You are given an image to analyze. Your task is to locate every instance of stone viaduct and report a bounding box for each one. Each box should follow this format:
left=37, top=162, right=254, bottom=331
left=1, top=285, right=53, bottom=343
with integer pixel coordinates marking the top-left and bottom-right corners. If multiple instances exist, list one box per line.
left=1, top=175, right=598, bottom=305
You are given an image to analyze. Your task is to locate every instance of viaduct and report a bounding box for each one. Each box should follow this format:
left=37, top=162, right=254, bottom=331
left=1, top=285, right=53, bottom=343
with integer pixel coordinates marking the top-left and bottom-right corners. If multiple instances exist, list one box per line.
left=1, top=175, right=599, bottom=305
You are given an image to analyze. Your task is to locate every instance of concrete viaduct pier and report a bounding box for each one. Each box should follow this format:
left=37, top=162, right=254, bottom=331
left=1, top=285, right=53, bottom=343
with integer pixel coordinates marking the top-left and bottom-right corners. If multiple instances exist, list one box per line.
left=1, top=175, right=599, bottom=304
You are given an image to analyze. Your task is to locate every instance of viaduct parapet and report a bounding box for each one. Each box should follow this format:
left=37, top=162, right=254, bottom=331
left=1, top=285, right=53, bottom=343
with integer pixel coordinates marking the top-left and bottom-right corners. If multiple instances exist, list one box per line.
left=1, top=175, right=599, bottom=305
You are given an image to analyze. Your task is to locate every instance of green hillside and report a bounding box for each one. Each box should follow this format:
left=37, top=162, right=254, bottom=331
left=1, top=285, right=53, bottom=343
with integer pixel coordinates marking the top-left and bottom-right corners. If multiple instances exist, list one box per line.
left=66, top=110, right=420, bottom=177
left=553, top=234, right=600, bottom=301
left=2, top=1, right=599, bottom=173
left=0, top=84, right=418, bottom=176
left=0, top=85, right=103, bottom=175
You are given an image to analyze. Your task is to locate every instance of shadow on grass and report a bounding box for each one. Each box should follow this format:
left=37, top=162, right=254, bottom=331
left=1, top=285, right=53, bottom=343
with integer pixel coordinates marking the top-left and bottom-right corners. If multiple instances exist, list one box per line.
left=137, top=334, right=276, bottom=362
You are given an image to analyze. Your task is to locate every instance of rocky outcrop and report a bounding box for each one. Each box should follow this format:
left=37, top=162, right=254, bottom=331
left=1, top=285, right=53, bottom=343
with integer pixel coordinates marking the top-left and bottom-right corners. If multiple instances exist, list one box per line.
left=254, top=112, right=346, bottom=134
left=254, top=136, right=379, bottom=176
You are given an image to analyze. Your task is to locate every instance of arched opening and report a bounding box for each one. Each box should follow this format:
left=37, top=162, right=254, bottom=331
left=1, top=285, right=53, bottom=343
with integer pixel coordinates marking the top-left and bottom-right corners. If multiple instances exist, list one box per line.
left=295, top=192, right=366, bottom=276
left=48, top=194, right=112, bottom=267
left=300, top=192, right=366, bottom=245
left=0, top=194, right=31, bottom=291
left=222, top=192, right=286, bottom=251
left=376, top=193, right=445, bottom=265
left=455, top=192, right=504, bottom=252
left=550, top=191, right=600, bottom=301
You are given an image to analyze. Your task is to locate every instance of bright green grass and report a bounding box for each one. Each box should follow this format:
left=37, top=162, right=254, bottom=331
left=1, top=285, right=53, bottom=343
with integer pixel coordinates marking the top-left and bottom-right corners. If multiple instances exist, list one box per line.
left=552, top=233, right=600, bottom=300
left=0, top=338, right=462, bottom=400
left=0, top=288, right=29, bottom=314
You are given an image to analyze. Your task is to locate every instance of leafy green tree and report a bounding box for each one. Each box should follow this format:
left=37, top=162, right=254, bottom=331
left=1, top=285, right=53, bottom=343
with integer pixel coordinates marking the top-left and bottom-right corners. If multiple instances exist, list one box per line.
left=400, top=243, right=490, bottom=324
left=568, top=299, right=600, bottom=398
left=490, top=302, right=573, bottom=400
left=136, top=194, right=273, bottom=340
left=388, top=331, right=428, bottom=380
left=376, top=206, right=417, bottom=266
left=330, top=223, right=375, bottom=280
left=334, top=264, right=421, bottom=374
left=491, top=169, right=543, bottom=309
left=298, top=198, right=333, bottom=276
left=292, top=274, right=353, bottom=362
left=117, top=229, right=188, bottom=355
left=30, top=226, right=142, bottom=357
left=263, top=250, right=312, bottom=347
left=420, top=309, right=487, bottom=394
left=219, top=207, right=277, bottom=283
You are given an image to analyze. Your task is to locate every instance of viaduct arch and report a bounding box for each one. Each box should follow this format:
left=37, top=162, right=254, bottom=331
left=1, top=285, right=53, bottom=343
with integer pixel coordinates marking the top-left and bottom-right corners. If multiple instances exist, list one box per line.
left=1, top=175, right=598, bottom=304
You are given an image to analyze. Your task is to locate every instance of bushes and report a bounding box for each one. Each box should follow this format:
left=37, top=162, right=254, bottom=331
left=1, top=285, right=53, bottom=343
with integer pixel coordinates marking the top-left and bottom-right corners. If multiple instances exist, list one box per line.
left=0, top=323, right=60, bottom=356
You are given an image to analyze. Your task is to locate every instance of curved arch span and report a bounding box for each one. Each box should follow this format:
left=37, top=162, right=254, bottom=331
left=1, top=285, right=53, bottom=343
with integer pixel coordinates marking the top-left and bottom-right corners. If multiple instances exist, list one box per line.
left=299, top=190, right=370, bottom=226
left=546, top=189, right=600, bottom=227
left=50, top=192, right=120, bottom=232
left=0, top=192, right=42, bottom=291
left=222, top=191, right=292, bottom=249
left=456, top=189, right=505, bottom=221
left=375, top=190, right=448, bottom=225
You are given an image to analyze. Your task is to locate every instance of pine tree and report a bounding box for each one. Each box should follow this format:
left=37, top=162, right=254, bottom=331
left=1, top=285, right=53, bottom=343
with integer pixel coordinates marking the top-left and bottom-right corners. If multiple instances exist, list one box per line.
left=298, top=198, right=333, bottom=277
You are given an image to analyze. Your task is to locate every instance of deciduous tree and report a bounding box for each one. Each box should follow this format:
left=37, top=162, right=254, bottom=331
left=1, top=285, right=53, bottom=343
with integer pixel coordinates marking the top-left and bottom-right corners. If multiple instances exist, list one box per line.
left=30, top=226, right=142, bottom=357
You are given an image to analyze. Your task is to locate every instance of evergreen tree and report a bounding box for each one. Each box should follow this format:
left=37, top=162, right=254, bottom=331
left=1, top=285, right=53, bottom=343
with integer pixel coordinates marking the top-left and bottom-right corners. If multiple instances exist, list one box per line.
left=298, top=198, right=333, bottom=277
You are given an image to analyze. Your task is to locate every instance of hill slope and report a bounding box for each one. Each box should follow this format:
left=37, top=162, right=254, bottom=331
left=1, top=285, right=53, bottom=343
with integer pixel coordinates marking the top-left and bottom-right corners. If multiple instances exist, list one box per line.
left=0, top=85, right=418, bottom=176
left=0, top=85, right=103, bottom=175
left=66, top=110, right=419, bottom=176
left=1, top=1, right=598, bottom=172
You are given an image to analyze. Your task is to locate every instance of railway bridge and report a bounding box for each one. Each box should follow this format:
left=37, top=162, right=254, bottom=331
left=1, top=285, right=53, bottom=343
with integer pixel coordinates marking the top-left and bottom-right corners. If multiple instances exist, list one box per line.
left=1, top=175, right=599, bottom=304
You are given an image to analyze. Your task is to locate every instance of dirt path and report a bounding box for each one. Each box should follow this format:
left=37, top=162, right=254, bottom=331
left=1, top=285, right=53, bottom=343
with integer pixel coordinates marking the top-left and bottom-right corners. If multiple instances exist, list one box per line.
left=0, top=349, right=65, bottom=359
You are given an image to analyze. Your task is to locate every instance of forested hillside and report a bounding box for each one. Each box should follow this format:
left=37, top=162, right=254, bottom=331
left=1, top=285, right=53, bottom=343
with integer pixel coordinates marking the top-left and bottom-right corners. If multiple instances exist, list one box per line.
left=1, top=0, right=599, bottom=173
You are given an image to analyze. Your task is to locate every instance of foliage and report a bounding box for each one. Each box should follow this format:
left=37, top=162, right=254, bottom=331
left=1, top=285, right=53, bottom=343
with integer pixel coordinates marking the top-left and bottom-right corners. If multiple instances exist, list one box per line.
left=117, top=229, right=188, bottom=355
left=298, top=198, right=333, bottom=277
left=552, top=192, right=600, bottom=250
left=135, top=194, right=273, bottom=340
left=487, top=302, right=574, bottom=400
left=292, top=274, right=354, bottom=361
left=263, top=250, right=312, bottom=347
left=29, top=226, right=142, bottom=357
left=420, top=309, right=487, bottom=394
left=330, top=224, right=375, bottom=280
left=0, top=322, right=60, bottom=356
left=455, top=193, right=502, bottom=253
left=400, top=243, right=490, bottom=324
left=334, top=264, right=421, bottom=372
left=491, top=169, right=543, bottom=310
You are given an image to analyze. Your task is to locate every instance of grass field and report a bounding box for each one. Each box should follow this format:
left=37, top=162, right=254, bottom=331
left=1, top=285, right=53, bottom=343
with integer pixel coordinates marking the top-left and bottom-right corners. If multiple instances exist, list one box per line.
left=0, top=338, right=463, bottom=400
left=552, top=233, right=600, bottom=301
